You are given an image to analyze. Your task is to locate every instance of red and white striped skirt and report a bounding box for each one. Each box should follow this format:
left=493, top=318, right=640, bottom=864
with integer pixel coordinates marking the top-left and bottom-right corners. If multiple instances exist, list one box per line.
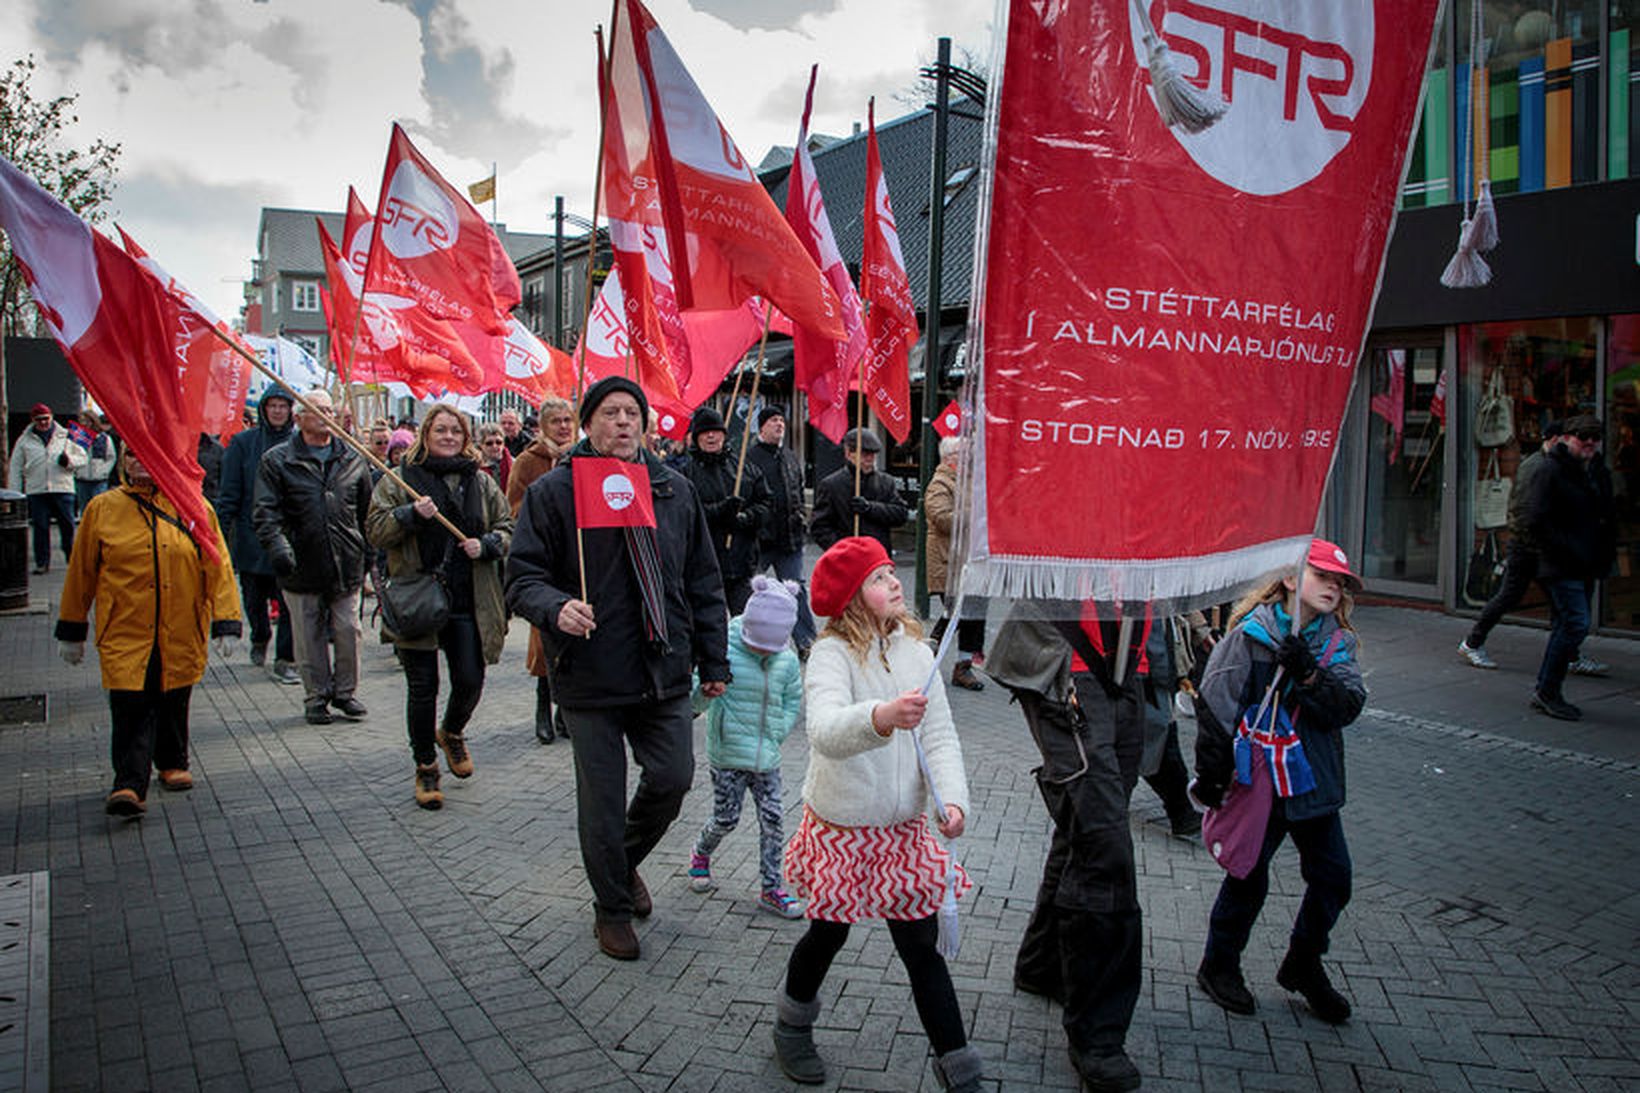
left=783, top=806, right=971, bottom=923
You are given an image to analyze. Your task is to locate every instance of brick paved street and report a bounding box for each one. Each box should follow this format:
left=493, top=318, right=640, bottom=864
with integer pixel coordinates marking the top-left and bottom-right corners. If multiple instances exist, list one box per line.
left=1, top=568, right=1636, bottom=1091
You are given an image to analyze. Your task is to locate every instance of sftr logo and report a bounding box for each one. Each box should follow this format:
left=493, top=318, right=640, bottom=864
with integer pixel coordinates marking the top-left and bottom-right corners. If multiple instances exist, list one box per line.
left=601, top=473, right=637, bottom=511
left=1130, top=0, right=1375, bottom=195
left=380, top=161, right=460, bottom=258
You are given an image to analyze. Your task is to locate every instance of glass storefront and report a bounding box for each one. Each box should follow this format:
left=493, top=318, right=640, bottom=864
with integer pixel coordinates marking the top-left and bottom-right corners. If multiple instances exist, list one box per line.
left=1362, top=344, right=1446, bottom=587
left=1606, top=315, right=1640, bottom=628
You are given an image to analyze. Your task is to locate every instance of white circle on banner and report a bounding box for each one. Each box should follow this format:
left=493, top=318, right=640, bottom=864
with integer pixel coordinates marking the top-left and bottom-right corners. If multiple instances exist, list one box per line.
left=944, top=413, right=960, bottom=431
left=660, top=413, right=676, bottom=432
left=602, top=473, right=636, bottom=511
left=1130, top=0, right=1375, bottom=196
left=380, top=161, right=460, bottom=258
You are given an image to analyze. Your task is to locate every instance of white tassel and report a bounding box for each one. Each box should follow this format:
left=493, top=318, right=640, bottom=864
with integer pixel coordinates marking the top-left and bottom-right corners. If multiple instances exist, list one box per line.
left=1440, top=223, right=1492, bottom=288
left=1131, top=0, right=1228, bottom=134
left=1146, top=38, right=1229, bottom=133
left=936, top=885, right=961, bottom=960
left=1469, top=179, right=1498, bottom=252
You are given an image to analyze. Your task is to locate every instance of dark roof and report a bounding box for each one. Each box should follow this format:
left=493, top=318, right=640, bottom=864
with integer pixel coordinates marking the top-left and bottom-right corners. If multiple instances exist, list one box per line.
left=257, top=207, right=551, bottom=277
left=760, top=97, right=986, bottom=310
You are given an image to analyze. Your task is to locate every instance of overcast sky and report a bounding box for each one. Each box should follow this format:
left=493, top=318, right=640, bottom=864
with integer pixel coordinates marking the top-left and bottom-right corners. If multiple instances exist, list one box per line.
left=1, top=0, right=997, bottom=322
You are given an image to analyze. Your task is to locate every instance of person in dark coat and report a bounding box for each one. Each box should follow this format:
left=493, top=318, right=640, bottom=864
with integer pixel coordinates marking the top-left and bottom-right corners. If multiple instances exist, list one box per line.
left=809, top=427, right=908, bottom=555
left=197, top=434, right=224, bottom=503
left=1520, top=414, right=1617, bottom=720
left=216, top=386, right=298, bottom=681
left=505, top=376, right=730, bottom=962
left=745, top=405, right=815, bottom=651
left=252, top=388, right=374, bottom=725
left=679, top=405, right=770, bottom=615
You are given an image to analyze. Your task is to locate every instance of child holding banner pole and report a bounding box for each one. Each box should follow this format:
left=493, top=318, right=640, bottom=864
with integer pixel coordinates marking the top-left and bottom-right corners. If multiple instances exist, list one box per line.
left=1190, top=539, right=1367, bottom=1025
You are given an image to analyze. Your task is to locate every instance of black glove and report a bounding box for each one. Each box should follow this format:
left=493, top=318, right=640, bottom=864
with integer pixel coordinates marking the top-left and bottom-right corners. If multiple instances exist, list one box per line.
left=848, top=496, right=871, bottom=516
left=1277, top=634, right=1319, bottom=681
left=733, top=509, right=757, bottom=530
left=58, top=451, right=71, bottom=468
left=272, top=553, right=297, bottom=578
left=1193, top=779, right=1227, bottom=810
left=724, top=495, right=743, bottom=515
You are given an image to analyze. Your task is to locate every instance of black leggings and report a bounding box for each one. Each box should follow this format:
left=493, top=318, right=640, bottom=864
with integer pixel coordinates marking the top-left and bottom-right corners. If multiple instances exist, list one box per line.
left=784, top=915, right=967, bottom=1054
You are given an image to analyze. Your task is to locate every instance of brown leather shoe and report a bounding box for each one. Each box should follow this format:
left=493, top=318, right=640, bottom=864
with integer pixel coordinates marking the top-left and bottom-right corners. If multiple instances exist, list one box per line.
left=951, top=661, right=985, bottom=691
left=595, top=918, right=640, bottom=960
left=630, top=870, right=653, bottom=918
left=105, top=788, right=145, bottom=817
left=157, top=769, right=194, bottom=791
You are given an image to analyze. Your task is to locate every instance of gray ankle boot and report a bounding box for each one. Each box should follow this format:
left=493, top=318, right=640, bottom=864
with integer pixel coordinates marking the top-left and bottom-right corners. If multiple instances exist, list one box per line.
left=931, top=1044, right=984, bottom=1092
left=771, top=992, right=825, bottom=1085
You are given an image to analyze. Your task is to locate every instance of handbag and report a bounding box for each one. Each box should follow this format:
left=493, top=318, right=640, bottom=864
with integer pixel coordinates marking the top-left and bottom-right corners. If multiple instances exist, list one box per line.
left=377, top=570, right=449, bottom=642
left=1462, top=531, right=1503, bottom=607
left=1203, top=743, right=1274, bottom=879
left=1474, top=370, right=1514, bottom=448
left=1473, top=451, right=1512, bottom=530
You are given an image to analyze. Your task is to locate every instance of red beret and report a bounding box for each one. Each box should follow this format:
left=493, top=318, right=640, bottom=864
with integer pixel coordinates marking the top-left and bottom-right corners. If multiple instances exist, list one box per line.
left=810, top=536, right=892, bottom=618
left=30, top=403, right=51, bottom=417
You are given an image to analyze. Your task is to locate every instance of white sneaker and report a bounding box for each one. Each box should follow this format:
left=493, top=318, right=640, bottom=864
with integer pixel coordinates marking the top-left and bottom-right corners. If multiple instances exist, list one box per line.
left=1568, top=656, right=1610, bottom=677
left=1457, top=641, right=1498, bottom=669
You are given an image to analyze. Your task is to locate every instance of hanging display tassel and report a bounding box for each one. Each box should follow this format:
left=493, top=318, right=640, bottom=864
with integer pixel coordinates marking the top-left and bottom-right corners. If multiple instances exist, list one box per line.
left=1131, top=0, right=1227, bottom=134
left=1469, top=179, right=1499, bottom=253
left=1442, top=3, right=1497, bottom=289
left=916, top=605, right=967, bottom=960
left=1440, top=225, right=1491, bottom=288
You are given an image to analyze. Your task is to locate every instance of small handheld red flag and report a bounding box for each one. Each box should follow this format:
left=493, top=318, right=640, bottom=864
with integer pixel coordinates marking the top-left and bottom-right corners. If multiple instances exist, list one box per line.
left=932, top=400, right=964, bottom=438
left=573, top=457, right=656, bottom=528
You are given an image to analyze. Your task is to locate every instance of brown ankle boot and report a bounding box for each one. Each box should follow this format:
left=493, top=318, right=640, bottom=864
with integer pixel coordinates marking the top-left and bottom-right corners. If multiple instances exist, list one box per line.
left=414, top=763, right=443, bottom=810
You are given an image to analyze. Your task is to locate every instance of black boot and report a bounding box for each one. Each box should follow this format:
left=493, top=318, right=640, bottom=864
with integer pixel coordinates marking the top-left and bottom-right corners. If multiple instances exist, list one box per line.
left=1276, top=941, right=1351, bottom=1024
left=1196, top=958, right=1256, bottom=1015
left=534, top=677, right=554, bottom=744
left=931, top=1044, right=983, bottom=1092
left=771, top=993, right=825, bottom=1085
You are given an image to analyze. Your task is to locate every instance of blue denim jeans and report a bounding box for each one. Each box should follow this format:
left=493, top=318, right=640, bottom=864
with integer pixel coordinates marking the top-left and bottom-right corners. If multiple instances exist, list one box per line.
left=28, top=492, right=75, bottom=568
left=1535, top=578, right=1591, bottom=700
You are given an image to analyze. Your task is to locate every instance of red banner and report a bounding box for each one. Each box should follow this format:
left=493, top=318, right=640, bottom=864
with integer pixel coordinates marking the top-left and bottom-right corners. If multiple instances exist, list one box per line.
left=573, top=456, right=656, bottom=528
left=966, top=0, right=1439, bottom=603
left=859, top=99, right=916, bottom=443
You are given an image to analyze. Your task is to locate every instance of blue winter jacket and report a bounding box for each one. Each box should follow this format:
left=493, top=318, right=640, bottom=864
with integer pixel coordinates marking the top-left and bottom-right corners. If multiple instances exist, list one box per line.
left=697, top=617, right=804, bottom=773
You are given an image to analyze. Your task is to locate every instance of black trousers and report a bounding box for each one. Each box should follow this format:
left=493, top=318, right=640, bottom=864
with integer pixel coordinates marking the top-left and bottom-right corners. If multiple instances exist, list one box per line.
left=1467, top=541, right=1537, bottom=648
left=108, top=649, right=192, bottom=799
left=28, top=492, right=75, bottom=568
left=1015, top=671, right=1145, bottom=1058
left=1204, top=808, right=1352, bottom=966
left=239, top=570, right=295, bottom=662
left=562, top=694, right=695, bottom=922
left=784, top=915, right=967, bottom=1054
left=397, top=615, right=486, bottom=766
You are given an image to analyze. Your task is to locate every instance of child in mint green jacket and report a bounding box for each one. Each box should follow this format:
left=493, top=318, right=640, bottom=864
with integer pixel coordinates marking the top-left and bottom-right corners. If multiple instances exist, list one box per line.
left=689, top=576, right=806, bottom=917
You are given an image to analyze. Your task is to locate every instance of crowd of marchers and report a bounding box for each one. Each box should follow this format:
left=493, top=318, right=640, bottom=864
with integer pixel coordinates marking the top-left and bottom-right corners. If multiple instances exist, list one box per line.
left=17, top=384, right=1618, bottom=1093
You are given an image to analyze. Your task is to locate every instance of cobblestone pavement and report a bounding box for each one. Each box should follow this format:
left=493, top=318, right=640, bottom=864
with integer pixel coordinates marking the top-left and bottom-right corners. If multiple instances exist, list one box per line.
left=0, top=570, right=1635, bottom=1091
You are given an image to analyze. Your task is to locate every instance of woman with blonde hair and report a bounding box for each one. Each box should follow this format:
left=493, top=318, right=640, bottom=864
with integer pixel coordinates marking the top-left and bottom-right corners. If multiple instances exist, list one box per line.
left=506, top=395, right=578, bottom=743
left=367, top=406, right=514, bottom=809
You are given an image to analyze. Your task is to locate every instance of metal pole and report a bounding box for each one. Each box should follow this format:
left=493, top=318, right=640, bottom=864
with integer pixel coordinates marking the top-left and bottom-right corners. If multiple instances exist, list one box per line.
left=914, top=37, right=951, bottom=620
left=553, top=196, right=566, bottom=348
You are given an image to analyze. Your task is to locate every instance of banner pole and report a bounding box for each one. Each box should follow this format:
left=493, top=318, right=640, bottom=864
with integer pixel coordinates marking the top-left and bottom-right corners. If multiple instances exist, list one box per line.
left=851, top=353, right=865, bottom=537
left=725, top=307, right=772, bottom=548
left=572, top=19, right=614, bottom=415
left=205, top=325, right=468, bottom=542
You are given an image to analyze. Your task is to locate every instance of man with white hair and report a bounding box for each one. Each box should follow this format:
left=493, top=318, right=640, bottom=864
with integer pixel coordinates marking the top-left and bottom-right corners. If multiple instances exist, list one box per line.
left=252, top=389, right=374, bottom=725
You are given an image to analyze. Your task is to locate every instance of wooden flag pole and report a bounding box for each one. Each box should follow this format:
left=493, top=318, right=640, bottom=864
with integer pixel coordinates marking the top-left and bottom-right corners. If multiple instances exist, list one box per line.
left=851, top=353, right=866, bottom=536
left=205, top=325, right=468, bottom=542
left=725, top=307, right=773, bottom=549
left=572, top=21, right=614, bottom=416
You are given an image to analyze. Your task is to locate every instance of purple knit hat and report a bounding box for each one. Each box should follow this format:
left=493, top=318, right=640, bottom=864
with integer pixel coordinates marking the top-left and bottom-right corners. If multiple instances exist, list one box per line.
left=740, top=575, right=798, bottom=652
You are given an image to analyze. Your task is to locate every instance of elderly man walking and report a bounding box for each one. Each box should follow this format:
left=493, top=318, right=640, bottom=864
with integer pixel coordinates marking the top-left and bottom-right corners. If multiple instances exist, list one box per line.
left=507, top=376, right=730, bottom=962
left=252, top=389, right=374, bottom=725
left=8, top=402, right=85, bottom=573
left=218, top=386, right=299, bottom=682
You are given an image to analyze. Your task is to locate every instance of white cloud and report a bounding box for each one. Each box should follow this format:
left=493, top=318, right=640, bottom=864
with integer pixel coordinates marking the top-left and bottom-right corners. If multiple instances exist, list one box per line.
left=1, top=0, right=996, bottom=320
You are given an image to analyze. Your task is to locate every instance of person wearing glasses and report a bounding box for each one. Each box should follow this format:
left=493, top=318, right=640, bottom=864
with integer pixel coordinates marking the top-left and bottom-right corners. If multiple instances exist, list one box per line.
left=8, top=402, right=86, bottom=574
left=477, top=421, right=512, bottom=494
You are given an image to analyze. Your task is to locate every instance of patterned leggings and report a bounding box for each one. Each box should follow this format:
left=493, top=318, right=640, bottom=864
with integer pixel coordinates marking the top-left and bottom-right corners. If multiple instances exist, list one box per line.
left=693, top=766, right=786, bottom=891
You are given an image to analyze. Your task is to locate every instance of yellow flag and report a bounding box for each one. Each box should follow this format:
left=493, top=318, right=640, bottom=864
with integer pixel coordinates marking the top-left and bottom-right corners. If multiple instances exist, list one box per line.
left=467, top=174, right=495, bottom=204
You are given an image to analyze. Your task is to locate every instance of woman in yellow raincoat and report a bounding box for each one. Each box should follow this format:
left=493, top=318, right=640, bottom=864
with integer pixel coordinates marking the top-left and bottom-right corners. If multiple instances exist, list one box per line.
left=55, top=448, right=241, bottom=816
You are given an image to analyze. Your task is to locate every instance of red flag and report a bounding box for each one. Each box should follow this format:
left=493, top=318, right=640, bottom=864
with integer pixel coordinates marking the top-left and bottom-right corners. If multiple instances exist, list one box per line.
left=859, top=99, right=917, bottom=443
left=603, top=0, right=842, bottom=389
left=0, top=154, right=221, bottom=561
left=573, top=456, right=656, bottom=528
left=784, top=66, right=868, bottom=443
left=1429, top=366, right=1448, bottom=424
left=365, top=124, right=520, bottom=335
left=573, top=267, right=766, bottom=438
left=117, top=227, right=253, bottom=441
left=932, top=399, right=964, bottom=438
left=459, top=318, right=576, bottom=407
left=966, top=0, right=1441, bottom=603
left=1369, top=349, right=1406, bottom=462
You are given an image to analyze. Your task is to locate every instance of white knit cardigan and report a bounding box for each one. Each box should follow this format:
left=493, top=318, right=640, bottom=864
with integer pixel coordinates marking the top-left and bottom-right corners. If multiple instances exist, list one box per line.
left=800, top=626, right=971, bottom=828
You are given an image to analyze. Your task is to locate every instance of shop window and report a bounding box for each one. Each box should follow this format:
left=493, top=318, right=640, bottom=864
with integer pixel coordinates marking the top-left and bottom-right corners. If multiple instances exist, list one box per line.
left=1363, top=345, right=1445, bottom=586
left=1455, top=318, right=1597, bottom=613
left=1605, top=315, right=1640, bottom=631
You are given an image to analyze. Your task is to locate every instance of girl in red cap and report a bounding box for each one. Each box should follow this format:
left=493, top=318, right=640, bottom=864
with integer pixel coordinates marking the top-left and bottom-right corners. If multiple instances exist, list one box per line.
left=770, top=537, right=980, bottom=1091
left=1191, top=539, right=1368, bottom=1027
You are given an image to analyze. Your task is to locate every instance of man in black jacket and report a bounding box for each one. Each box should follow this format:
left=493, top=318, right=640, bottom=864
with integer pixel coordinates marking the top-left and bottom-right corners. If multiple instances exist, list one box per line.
left=218, top=387, right=299, bottom=681
left=679, top=405, right=770, bottom=614
left=252, top=389, right=374, bottom=725
left=505, top=376, right=730, bottom=962
left=745, top=406, right=815, bottom=650
left=1521, top=414, right=1616, bottom=721
left=809, top=427, right=908, bottom=554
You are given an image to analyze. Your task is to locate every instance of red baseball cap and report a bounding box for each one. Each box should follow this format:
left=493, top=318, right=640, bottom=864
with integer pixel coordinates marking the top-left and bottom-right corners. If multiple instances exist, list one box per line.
left=1307, top=539, right=1362, bottom=592
left=810, top=536, right=892, bottom=618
